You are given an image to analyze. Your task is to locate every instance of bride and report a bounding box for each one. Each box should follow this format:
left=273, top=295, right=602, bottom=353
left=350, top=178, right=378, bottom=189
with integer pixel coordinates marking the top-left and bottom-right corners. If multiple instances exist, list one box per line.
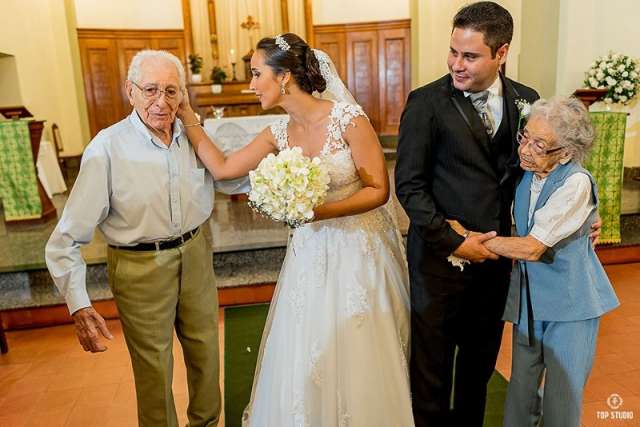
left=178, top=33, right=414, bottom=426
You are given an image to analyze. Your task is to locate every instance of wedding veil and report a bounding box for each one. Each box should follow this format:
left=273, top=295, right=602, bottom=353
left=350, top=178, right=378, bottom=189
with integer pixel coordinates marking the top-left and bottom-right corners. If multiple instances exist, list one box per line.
left=312, top=49, right=358, bottom=105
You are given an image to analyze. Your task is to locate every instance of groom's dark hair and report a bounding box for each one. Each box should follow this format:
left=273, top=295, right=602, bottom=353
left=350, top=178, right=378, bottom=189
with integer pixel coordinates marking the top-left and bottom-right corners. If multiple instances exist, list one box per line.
left=256, top=33, right=326, bottom=94
left=453, top=1, right=513, bottom=57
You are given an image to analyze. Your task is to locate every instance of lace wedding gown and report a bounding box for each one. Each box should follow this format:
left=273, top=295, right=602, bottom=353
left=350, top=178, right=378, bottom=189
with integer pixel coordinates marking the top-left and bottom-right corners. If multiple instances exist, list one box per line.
left=243, top=102, right=414, bottom=426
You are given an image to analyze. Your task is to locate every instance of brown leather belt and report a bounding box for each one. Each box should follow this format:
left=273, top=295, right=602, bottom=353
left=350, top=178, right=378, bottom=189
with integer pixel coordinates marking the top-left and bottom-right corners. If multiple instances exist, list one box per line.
left=109, top=228, right=199, bottom=252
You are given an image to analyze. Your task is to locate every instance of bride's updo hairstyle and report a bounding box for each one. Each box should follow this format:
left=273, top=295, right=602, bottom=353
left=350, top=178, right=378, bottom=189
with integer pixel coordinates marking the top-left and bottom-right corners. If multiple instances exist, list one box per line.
left=256, top=33, right=327, bottom=94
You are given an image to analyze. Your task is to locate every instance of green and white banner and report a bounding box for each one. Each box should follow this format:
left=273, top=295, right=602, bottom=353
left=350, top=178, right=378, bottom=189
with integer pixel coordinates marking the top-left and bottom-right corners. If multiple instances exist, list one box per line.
left=585, top=112, right=627, bottom=244
left=0, top=120, right=42, bottom=221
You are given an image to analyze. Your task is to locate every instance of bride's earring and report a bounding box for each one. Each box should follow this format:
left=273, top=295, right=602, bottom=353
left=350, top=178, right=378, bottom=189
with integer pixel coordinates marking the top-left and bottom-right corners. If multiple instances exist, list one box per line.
left=280, top=82, right=287, bottom=95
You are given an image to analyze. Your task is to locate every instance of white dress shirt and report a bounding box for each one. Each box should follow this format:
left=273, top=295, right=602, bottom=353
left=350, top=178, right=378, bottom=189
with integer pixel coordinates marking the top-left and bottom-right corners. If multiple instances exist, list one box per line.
left=45, top=111, right=249, bottom=314
left=465, top=75, right=503, bottom=135
left=528, top=172, right=595, bottom=247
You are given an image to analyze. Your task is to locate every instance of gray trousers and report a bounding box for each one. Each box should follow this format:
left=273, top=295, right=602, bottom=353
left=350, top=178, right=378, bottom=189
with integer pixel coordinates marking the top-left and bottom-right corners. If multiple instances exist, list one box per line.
left=503, top=301, right=599, bottom=427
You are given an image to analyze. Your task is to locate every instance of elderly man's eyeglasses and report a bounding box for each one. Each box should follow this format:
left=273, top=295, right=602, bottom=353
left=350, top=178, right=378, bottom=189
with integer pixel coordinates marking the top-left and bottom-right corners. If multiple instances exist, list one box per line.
left=131, top=81, right=180, bottom=101
left=516, top=129, right=566, bottom=156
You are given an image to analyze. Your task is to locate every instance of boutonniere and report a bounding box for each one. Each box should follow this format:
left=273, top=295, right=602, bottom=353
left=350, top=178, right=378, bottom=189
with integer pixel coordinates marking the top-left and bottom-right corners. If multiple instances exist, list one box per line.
left=515, top=98, right=531, bottom=130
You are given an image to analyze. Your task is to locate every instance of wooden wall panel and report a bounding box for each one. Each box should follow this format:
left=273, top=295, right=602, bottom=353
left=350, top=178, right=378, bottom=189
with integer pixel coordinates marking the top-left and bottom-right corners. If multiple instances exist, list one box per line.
left=347, top=31, right=379, bottom=131
left=314, top=32, right=346, bottom=82
left=78, top=29, right=185, bottom=137
left=313, top=19, right=410, bottom=134
left=378, top=27, right=411, bottom=135
left=151, top=37, right=185, bottom=60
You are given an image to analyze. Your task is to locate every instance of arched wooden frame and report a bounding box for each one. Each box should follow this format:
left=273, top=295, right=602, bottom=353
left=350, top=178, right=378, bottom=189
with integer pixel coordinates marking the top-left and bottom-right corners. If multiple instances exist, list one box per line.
left=181, top=0, right=314, bottom=65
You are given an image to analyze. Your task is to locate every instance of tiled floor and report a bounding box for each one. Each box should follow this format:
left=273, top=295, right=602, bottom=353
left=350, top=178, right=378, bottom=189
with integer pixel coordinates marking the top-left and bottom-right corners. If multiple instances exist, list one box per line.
left=0, top=311, right=225, bottom=427
left=1, top=264, right=639, bottom=427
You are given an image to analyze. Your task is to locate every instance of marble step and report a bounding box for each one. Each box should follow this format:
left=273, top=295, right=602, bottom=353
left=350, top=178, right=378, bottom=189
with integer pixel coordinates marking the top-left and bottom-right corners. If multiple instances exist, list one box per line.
left=0, top=247, right=286, bottom=311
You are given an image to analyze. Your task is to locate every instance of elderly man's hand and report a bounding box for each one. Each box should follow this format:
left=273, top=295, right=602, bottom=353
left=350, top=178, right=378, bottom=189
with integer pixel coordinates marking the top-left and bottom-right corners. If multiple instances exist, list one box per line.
left=72, top=307, right=113, bottom=353
left=590, top=212, right=602, bottom=246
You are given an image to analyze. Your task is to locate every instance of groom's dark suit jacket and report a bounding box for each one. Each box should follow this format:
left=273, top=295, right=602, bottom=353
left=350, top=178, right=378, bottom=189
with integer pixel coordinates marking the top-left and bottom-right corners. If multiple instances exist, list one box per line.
left=395, top=73, right=539, bottom=279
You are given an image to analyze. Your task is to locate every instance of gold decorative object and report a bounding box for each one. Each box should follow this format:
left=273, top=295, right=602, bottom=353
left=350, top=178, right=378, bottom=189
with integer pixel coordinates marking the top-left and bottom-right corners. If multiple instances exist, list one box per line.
left=240, top=15, right=260, bottom=53
left=240, top=15, right=260, bottom=80
left=240, top=15, right=260, bottom=32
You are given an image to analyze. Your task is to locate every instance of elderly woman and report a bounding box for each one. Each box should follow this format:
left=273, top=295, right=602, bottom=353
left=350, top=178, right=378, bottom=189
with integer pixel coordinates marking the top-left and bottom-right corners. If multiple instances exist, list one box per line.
left=458, top=96, right=619, bottom=427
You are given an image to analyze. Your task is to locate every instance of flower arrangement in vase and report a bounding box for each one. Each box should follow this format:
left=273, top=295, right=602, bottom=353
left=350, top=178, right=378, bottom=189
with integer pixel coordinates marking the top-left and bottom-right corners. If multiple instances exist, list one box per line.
left=584, top=52, right=639, bottom=105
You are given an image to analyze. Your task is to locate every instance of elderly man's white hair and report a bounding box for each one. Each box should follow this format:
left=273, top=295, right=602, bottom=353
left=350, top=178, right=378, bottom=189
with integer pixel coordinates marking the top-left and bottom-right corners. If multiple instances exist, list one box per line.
left=127, top=49, right=186, bottom=90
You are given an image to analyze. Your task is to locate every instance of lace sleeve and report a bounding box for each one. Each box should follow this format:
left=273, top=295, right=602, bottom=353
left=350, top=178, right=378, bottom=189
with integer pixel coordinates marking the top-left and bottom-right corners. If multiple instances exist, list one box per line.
left=323, top=103, right=368, bottom=154
left=336, top=103, right=367, bottom=134
left=269, top=117, right=289, bottom=151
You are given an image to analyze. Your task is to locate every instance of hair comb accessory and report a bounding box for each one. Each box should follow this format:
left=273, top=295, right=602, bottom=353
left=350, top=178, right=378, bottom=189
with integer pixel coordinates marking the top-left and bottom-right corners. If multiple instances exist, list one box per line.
left=274, top=34, right=290, bottom=51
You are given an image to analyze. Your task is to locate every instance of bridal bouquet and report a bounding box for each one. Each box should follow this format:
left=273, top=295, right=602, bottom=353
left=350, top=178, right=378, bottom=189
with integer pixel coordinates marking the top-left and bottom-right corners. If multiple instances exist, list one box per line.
left=248, top=147, right=330, bottom=228
left=584, top=52, right=640, bottom=105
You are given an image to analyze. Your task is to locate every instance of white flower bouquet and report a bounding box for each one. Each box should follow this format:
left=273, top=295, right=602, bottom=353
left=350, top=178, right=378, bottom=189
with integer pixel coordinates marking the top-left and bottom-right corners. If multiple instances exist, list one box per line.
left=248, top=147, right=331, bottom=228
left=584, top=52, right=640, bottom=105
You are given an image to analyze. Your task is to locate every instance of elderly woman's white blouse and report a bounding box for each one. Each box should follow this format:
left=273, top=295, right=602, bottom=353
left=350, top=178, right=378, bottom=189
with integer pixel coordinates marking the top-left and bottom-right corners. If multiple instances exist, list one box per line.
left=528, top=172, right=595, bottom=247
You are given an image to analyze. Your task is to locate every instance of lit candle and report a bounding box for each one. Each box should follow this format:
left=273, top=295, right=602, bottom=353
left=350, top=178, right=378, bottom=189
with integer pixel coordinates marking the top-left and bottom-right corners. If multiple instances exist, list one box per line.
left=229, top=48, right=236, bottom=63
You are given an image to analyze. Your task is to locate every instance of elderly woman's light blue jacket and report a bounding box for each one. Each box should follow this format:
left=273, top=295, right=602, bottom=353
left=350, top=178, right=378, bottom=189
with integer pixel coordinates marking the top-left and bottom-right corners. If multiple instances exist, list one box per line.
left=503, top=162, right=619, bottom=324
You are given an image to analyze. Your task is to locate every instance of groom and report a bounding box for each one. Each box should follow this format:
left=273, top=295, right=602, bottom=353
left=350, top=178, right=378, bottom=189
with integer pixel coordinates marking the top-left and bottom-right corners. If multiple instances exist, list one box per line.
left=395, top=2, right=538, bottom=426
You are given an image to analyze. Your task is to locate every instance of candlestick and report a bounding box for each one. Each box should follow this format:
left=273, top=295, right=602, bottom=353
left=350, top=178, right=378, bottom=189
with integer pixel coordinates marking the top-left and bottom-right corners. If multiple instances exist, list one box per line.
left=231, top=62, right=238, bottom=81
left=229, top=48, right=236, bottom=63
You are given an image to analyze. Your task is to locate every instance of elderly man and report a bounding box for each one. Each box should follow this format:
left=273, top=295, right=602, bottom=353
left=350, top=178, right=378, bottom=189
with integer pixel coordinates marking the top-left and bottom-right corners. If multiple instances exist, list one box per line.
left=46, top=50, right=247, bottom=427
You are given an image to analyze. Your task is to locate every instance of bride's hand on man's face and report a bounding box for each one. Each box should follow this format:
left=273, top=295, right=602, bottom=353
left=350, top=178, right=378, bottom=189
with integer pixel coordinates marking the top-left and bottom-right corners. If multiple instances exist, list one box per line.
left=177, top=92, right=195, bottom=120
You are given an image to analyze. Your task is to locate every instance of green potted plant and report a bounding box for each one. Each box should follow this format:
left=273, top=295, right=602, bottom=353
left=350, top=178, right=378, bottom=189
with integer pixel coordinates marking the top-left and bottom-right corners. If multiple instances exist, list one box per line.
left=188, top=53, right=203, bottom=83
left=210, top=66, right=227, bottom=94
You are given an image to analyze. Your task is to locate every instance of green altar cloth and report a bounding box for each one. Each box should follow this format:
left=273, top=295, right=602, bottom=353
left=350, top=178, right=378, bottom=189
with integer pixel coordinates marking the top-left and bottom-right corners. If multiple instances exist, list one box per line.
left=0, top=120, right=42, bottom=220
left=584, top=112, right=627, bottom=244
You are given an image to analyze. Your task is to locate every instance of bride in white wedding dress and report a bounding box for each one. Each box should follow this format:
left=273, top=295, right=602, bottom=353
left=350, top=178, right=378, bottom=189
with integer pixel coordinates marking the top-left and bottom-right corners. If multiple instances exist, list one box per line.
left=178, top=33, right=414, bottom=426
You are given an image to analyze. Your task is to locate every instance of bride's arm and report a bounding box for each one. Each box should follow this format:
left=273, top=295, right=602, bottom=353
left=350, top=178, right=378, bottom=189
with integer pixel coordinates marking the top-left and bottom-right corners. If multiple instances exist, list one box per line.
left=178, top=104, right=277, bottom=180
left=313, top=116, right=389, bottom=221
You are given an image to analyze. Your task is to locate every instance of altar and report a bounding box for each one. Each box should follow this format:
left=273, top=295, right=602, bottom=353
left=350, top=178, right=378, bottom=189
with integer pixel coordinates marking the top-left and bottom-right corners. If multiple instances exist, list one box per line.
left=203, top=114, right=288, bottom=153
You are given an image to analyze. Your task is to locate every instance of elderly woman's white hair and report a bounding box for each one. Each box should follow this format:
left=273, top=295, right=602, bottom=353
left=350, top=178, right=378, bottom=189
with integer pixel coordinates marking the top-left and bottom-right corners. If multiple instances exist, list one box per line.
left=127, top=50, right=186, bottom=90
left=528, top=96, right=596, bottom=164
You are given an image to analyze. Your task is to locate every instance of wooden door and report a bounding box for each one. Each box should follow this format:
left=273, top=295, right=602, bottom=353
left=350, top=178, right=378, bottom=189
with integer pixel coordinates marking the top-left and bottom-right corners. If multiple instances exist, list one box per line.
left=78, top=29, right=186, bottom=137
left=116, top=38, right=151, bottom=119
left=313, top=20, right=410, bottom=134
left=78, top=38, right=123, bottom=137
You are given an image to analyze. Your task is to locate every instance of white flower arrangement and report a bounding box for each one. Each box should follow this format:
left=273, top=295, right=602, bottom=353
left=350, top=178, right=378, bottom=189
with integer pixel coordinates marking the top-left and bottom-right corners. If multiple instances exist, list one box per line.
left=248, top=147, right=330, bottom=228
left=584, top=52, right=640, bottom=105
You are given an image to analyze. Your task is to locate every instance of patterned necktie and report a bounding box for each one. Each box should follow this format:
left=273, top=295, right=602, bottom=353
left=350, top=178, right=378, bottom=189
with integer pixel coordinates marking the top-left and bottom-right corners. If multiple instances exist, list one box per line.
left=469, top=90, right=495, bottom=136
